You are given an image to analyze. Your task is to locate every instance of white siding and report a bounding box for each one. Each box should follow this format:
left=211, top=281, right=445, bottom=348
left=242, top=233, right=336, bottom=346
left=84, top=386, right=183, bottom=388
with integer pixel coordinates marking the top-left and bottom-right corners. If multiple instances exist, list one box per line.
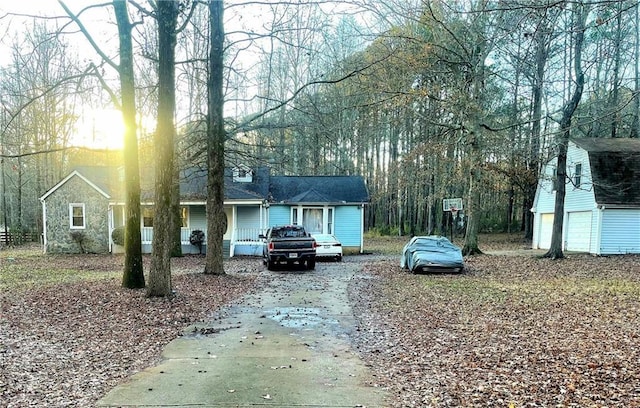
left=565, top=142, right=597, bottom=212
left=532, top=159, right=557, bottom=213
left=600, top=209, right=640, bottom=254
left=533, top=142, right=599, bottom=252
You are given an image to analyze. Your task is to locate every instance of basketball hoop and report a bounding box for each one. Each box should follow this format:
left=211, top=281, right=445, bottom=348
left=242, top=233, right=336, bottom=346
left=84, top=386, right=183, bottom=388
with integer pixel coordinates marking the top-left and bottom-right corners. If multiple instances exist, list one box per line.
left=450, top=206, right=459, bottom=219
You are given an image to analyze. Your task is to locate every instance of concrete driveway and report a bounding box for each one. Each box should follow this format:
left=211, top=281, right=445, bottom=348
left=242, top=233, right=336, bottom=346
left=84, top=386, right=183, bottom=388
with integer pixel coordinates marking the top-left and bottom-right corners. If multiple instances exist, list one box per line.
left=98, top=257, right=388, bottom=407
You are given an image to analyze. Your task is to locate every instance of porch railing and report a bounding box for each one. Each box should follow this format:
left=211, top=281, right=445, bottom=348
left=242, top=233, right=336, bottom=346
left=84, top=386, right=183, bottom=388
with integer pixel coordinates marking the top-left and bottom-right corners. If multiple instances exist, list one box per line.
left=141, top=227, right=200, bottom=244
left=140, top=227, right=265, bottom=244
left=235, top=228, right=264, bottom=242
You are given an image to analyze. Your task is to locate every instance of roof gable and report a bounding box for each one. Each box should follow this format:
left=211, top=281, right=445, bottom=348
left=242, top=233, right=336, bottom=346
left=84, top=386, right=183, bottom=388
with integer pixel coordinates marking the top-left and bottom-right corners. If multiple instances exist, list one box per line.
left=40, top=167, right=115, bottom=201
left=571, top=138, right=640, bottom=206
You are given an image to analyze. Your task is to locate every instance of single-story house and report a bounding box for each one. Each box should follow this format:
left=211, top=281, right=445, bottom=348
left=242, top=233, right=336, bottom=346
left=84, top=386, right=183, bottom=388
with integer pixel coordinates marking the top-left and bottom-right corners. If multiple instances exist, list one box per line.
left=39, top=165, right=369, bottom=257
left=531, top=137, right=640, bottom=255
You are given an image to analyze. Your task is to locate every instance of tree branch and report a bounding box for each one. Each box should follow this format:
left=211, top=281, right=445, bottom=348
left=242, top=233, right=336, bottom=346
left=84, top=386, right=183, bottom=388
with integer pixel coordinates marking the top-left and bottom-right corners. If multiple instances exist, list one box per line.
left=58, top=0, right=119, bottom=71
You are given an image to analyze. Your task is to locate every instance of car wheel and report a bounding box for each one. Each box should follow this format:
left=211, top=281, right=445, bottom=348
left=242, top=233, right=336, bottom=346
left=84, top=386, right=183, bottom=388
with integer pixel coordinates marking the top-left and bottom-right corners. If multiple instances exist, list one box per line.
left=307, top=259, right=316, bottom=270
left=336, top=255, right=342, bottom=262
left=267, top=260, right=274, bottom=270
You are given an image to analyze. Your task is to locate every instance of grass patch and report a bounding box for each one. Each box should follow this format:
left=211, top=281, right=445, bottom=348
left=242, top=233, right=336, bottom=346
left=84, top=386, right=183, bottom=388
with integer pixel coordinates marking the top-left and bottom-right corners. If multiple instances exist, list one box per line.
left=364, top=232, right=529, bottom=255
left=0, top=263, right=118, bottom=291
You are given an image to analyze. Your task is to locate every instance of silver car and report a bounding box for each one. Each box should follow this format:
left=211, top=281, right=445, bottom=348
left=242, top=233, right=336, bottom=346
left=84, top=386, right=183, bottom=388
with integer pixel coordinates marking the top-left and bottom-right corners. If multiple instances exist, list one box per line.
left=400, top=236, right=464, bottom=273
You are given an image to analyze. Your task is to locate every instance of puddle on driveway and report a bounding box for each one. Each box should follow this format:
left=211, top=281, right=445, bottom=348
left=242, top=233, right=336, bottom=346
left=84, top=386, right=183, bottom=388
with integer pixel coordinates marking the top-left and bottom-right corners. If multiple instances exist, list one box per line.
left=264, top=307, right=339, bottom=328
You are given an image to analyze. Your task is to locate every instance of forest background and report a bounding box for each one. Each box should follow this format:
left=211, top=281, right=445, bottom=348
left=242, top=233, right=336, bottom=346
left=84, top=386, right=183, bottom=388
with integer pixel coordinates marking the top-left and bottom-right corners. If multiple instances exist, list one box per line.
left=1, top=0, right=638, bottom=249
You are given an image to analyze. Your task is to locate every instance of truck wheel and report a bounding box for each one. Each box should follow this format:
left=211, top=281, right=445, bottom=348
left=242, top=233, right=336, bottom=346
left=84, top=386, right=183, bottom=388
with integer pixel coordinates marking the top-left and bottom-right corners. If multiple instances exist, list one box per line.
left=307, top=259, right=316, bottom=270
left=267, top=260, right=274, bottom=270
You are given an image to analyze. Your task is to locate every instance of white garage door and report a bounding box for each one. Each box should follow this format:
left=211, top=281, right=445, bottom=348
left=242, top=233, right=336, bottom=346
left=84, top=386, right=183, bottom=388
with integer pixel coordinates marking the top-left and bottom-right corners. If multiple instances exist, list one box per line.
left=566, top=211, right=592, bottom=252
left=539, top=213, right=554, bottom=249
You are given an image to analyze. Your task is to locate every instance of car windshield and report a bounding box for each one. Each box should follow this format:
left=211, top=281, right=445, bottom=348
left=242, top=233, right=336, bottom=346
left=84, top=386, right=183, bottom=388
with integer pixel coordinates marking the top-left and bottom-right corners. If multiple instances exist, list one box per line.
left=413, top=238, right=456, bottom=251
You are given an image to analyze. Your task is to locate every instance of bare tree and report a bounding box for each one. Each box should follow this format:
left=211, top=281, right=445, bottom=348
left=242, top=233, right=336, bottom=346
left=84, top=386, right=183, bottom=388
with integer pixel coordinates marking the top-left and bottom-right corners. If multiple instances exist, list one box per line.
left=147, top=0, right=179, bottom=297
left=205, top=0, right=226, bottom=275
left=60, top=0, right=145, bottom=286
left=543, top=2, right=587, bottom=260
left=113, top=0, right=145, bottom=287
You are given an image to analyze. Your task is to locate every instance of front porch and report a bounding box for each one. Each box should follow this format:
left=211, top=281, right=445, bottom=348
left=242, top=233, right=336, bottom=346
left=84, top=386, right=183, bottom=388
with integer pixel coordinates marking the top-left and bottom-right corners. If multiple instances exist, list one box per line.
left=139, top=227, right=265, bottom=256
left=109, top=201, right=268, bottom=257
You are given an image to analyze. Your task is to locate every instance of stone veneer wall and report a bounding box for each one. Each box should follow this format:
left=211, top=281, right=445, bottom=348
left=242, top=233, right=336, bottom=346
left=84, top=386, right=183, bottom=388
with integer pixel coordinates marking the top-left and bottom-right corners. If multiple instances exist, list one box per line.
left=45, top=176, right=110, bottom=254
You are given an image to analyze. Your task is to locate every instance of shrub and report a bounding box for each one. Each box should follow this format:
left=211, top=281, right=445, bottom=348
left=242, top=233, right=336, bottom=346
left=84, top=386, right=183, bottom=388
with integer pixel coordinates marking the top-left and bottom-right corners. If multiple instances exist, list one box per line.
left=190, top=230, right=205, bottom=254
left=111, top=226, right=125, bottom=246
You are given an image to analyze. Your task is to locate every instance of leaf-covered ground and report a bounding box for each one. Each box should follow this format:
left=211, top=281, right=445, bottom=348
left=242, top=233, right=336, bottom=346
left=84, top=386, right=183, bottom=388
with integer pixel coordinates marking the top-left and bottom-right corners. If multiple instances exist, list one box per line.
left=1, top=252, right=260, bottom=407
left=349, top=253, right=640, bottom=407
left=3, top=237, right=640, bottom=407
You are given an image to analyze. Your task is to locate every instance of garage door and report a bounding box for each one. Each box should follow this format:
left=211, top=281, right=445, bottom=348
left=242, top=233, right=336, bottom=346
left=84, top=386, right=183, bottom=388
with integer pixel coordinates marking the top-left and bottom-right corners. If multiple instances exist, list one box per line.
left=539, top=213, right=554, bottom=249
left=566, top=211, right=592, bottom=252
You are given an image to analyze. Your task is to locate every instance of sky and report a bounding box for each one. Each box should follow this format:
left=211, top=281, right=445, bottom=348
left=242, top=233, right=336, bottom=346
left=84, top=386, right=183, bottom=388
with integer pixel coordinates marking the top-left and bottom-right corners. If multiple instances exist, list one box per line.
left=0, top=1, right=375, bottom=149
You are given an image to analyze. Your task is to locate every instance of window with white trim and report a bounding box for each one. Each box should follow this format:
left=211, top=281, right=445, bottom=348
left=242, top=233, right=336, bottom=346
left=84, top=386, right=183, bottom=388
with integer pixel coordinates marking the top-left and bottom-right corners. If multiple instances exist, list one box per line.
left=69, top=203, right=86, bottom=229
left=142, top=207, right=154, bottom=227
left=290, top=206, right=335, bottom=234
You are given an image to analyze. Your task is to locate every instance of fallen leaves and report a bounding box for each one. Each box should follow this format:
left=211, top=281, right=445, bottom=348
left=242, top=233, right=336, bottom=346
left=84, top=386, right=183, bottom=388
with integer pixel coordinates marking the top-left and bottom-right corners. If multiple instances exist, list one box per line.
left=0, top=255, right=258, bottom=407
left=349, top=253, right=640, bottom=407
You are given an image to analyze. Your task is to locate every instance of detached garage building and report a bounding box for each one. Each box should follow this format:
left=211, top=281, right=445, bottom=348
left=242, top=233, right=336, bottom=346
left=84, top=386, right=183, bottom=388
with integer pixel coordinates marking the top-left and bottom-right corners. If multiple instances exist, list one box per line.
left=532, top=138, right=640, bottom=255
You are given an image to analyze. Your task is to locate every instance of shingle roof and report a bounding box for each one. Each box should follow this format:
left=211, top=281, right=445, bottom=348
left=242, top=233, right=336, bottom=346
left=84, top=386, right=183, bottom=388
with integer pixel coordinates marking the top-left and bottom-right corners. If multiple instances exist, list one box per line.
left=53, top=166, right=369, bottom=205
left=70, top=166, right=122, bottom=198
left=269, top=176, right=369, bottom=204
left=572, top=138, right=640, bottom=206
left=178, top=166, right=270, bottom=201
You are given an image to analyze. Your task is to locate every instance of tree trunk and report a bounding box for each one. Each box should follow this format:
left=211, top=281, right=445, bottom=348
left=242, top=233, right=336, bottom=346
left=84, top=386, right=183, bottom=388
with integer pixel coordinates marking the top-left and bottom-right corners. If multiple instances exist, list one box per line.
left=462, top=127, right=483, bottom=256
left=632, top=2, right=640, bottom=139
left=170, top=165, right=183, bottom=257
left=148, top=0, right=178, bottom=297
left=114, top=0, right=145, bottom=289
left=524, top=17, right=550, bottom=240
left=610, top=1, right=622, bottom=139
left=544, top=3, right=586, bottom=260
left=205, top=0, right=226, bottom=275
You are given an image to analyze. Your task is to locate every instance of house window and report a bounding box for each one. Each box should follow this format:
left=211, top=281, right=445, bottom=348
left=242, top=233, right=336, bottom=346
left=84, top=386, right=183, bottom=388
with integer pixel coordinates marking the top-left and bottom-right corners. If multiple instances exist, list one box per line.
left=574, top=163, right=582, bottom=188
left=303, top=208, right=323, bottom=234
left=69, top=204, right=86, bottom=229
left=180, top=206, right=189, bottom=228
left=142, top=207, right=154, bottom=227
left=290, top=206, right=335, bottom=234
left=232, top=166, right=253, bottom=183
